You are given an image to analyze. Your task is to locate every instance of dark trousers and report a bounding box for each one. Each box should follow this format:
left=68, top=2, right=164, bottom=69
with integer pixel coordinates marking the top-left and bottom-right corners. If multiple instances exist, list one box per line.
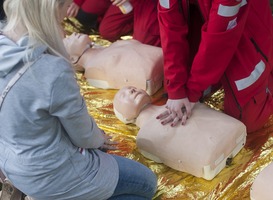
left=0, top=0, right=5, bottom=20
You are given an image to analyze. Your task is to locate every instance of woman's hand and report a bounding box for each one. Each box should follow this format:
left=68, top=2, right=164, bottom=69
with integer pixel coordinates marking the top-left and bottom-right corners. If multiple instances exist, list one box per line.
left=156, top=98, right=195, bottom=127
left=67, top=2, right=80, bottom=18
left=99, top=130, right=118, bottom=152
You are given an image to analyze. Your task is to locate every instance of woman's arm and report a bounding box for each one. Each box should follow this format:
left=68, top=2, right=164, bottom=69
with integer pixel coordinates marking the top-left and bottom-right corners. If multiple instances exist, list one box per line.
left=49, top=61, right=105, bottom=149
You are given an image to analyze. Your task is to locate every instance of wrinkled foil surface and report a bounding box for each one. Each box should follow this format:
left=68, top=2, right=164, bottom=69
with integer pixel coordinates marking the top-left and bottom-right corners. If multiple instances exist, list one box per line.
left=62, top=19, right=273, bottom=198
left=76, top=71, right=273, bottom=200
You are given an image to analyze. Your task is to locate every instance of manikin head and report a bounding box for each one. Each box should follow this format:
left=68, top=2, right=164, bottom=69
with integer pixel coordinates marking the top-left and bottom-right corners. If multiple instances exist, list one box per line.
left=113, top=86, right=152, bottom=124
left=63, top=32, right=92, bottom=65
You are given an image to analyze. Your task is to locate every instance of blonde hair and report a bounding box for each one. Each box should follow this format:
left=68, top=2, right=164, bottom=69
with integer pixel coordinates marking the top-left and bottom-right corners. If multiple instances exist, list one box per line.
left=2, top=0, right=69, bottom=59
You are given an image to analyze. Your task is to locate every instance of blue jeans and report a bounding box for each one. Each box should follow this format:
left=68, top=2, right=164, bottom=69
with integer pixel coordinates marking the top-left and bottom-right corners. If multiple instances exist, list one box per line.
left=108, top=155, right=157, bottom=200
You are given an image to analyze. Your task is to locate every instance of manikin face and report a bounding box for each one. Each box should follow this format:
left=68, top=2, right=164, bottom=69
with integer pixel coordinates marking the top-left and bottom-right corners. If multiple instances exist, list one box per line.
left=113, top=86, right=151, bottom=121
left=63, top=32, right=92, bottom=58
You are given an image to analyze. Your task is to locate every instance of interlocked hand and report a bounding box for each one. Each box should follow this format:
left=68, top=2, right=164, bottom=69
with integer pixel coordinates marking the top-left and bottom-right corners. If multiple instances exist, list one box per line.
left=156, top=98, right=195, bottom=127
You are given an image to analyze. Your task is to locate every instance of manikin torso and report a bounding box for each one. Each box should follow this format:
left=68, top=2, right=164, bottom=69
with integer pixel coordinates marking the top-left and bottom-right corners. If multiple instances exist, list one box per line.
left=79, top=40, right=164, bottom=95
left=134, top=103, right=247, bottom=180
left=250, top=161, right=273, bottom=200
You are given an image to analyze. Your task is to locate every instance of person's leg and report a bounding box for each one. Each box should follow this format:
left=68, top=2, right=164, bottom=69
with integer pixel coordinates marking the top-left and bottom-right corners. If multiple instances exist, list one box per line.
left=75, top=9, right=98, bottom=31
left=132, top=0, right=161, bottom=47
left=80, top=0, right=110, bottom=15
left=224, top=75, right=273, bottom=133
left=99, top=5, right=133, bottom=42
left=0, top=0, right=5, bottom=20
left=241, top=90, right=273, bottom=133
left=108, top=155, right=157, bottom=200
left=75, top=0, right=111, bottom=31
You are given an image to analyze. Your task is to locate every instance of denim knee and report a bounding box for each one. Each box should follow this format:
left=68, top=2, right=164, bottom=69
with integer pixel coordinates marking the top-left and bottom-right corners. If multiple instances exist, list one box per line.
left=110, top=155, right=157, bottom=199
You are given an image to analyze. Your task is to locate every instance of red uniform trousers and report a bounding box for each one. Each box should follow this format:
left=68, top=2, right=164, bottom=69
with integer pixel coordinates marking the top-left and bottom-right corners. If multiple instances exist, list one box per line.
left=76, top=0, right=160, bottom=46
left=223, top=73, right=273, bottom=133
left=77, top=0, right=133, bottom=42
left=131, top=0, right=161, bottom=47
left=99, top=4, right=134, bottom=42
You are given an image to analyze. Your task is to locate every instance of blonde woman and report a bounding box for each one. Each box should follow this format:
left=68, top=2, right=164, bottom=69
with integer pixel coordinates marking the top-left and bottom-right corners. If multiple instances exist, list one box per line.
left=0, top=0, right=157, bottom=199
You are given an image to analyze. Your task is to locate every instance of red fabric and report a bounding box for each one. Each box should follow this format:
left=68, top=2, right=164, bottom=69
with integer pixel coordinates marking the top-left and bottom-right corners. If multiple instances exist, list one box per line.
left=158, top=0, right=273, bottom=101
left=73, top=0, right=133, bottom=41
left=158, top=0, right=191, bottom=99
left=223, top=74, right=273, bottom=133
left=73, top=0, right=160, bottom=46
left=75, top=0, right=111, bottom=15
left=99, top=5, right=134, bottom=41
left=158, top=0, right=273, bottom=131
left=74, top=0, right=85, bottom=7
left=132, top=0, right=161, bottom=47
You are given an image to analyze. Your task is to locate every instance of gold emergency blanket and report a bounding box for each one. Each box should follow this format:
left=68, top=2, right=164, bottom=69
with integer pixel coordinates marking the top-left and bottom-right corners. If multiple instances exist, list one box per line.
left=76, top=72, right=273, bottom=200
left=62, top=18, right=273, bottom=198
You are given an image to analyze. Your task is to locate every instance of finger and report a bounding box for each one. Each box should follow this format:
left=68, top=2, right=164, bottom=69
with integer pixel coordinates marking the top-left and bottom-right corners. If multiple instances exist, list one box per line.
left=160, top=116, right=174, bottom=125
left=105, top=140, right=118, bottom=145
left=170, top=111, right=177, bottom=119
left=156, top=110, right=170, bottom=120
left=119, top=0, right=127, bottom=5
left=158, top=111, right=175, bottom=122
left=101, top=144, right=118, bottom=150
left=111, top=0, right=119, bottom=5
left=116, top=1, right=124, bottom=6
left=171, top=117, right=181, bottom=127
left=176, top=109, right=183, bottom=120
left=72, top=10, right=78, bottom=17
left=184, top=104, right=192, bottom=118
left=104, top=134, right=113, bottom=140
left=181, top=113, right=188, bottom=125
left=103, top=137, right=116, bottom=144
left=67, top=10, right=73, bottom=17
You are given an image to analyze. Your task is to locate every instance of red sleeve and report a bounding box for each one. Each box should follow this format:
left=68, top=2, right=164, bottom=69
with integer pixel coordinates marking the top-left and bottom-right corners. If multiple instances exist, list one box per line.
left=187, top=0, right=250, bottom=102
left=73, top=0, right=85, bottom=6
left=158, top=0, right=190, bottom=99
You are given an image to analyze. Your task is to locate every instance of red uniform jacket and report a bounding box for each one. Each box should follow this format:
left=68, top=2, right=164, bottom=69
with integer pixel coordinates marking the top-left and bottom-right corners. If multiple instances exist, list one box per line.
left=158, top=0, right=273, bottom=107
left=74, top=0, right=84, bottom=6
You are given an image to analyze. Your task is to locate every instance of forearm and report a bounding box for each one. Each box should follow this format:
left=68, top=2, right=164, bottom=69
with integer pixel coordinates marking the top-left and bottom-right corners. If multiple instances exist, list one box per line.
left=158, top=0, right=190, bottom=99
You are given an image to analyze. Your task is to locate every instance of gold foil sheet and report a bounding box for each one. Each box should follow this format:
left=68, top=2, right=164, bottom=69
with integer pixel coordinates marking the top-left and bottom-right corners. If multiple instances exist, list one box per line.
left=64, top=18, right=273, bottom=199
left=76, top=72, right=273, bottom=200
